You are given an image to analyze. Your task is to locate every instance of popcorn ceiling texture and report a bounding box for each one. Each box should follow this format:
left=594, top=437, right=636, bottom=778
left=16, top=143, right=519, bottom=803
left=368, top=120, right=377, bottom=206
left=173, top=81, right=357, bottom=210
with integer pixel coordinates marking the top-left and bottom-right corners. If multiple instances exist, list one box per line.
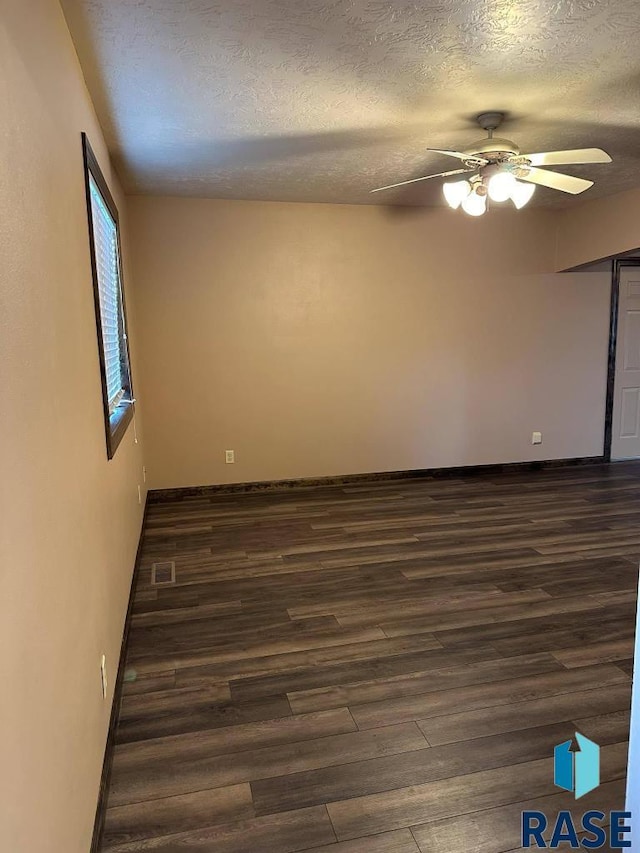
left=60, top=0, right=640, bottom=206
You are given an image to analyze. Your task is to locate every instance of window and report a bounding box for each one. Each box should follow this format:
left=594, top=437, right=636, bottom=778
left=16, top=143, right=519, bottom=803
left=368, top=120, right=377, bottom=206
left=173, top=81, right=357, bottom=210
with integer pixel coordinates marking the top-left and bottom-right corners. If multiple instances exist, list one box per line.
left=82, top=133, right=134, bottom=458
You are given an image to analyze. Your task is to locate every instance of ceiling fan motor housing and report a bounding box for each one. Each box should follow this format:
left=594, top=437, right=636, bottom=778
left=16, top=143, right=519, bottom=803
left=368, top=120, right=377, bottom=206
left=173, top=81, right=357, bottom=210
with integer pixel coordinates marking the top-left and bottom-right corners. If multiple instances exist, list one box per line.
left=464, top=137, right=520, bottom=161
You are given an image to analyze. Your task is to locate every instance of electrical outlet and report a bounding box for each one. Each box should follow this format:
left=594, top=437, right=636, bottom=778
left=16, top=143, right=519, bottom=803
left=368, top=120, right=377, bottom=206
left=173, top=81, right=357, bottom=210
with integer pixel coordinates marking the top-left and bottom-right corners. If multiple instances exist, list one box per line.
left=137, top=484, right=142, bottom=504
left=142, top=465, right=147, bottom=483
left=225, top=450, right=235, bottom=464
left=531, top=431, right=543, bottom=445
left=100, top=655, right=108, bottom=699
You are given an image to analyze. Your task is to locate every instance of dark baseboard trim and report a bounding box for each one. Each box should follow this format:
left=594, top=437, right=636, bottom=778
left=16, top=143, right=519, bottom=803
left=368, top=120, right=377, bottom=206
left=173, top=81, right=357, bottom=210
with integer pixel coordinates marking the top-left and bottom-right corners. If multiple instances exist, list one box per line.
left=90, top=498, right=148, bottom=853
left=148, top=455, right=605, bottom=502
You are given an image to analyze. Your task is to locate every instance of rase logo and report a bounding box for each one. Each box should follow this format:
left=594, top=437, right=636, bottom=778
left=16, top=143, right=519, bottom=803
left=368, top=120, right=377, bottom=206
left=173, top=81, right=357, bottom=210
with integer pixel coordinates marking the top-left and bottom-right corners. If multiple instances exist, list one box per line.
left=554, top=732, right=600, bottom=800
left=521, top=733, right=631, bottom=849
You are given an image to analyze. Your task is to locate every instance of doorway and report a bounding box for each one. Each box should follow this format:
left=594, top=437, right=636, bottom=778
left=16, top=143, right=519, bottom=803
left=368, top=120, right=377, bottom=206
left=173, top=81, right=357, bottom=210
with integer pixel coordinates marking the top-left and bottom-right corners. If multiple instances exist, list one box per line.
left=608, top=260, right=640, bottom=460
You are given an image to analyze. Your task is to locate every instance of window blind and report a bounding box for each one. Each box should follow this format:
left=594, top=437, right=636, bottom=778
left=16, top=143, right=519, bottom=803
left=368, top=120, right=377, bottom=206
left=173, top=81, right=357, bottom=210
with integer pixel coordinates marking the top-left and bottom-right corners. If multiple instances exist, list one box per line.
left=89, top=175, right=126, bottom=414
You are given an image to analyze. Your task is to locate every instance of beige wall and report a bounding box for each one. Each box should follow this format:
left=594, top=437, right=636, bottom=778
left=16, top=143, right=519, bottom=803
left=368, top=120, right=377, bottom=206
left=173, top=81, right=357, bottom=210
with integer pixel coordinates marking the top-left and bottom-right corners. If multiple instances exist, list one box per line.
left=130, top=196, right=610, bottom=490
left=556, top=186, right=640, bottom=271
left=0, top=2, right=145, bottom=852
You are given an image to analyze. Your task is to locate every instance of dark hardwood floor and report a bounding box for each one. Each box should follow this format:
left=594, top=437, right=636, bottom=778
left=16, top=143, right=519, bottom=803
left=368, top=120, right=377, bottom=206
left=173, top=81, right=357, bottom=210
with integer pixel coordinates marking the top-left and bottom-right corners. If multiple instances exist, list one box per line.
left=101, top=463, right=639, bottom=852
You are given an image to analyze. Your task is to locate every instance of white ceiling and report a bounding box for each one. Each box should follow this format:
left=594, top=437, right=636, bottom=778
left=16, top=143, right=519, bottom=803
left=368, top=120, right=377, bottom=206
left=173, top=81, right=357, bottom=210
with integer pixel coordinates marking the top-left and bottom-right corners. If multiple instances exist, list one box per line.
left=61, top=0, right=640, bottom=207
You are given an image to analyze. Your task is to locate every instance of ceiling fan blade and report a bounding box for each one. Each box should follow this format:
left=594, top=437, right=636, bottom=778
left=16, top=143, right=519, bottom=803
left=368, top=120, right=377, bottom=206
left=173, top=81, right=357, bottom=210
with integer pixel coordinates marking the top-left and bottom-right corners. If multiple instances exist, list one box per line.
left=523, top=148, right=612, bottom=167
left=371, top=168, right=474, bottom=194
left=427, top=148, right=488, bottom=164
left=517, top=166, right=594, bottom=195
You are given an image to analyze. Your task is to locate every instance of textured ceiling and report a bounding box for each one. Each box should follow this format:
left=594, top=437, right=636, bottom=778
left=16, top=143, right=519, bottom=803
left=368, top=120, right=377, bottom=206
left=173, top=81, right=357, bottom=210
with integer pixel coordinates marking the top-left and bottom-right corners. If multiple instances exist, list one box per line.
left=60, top=0, right=640, bottom=207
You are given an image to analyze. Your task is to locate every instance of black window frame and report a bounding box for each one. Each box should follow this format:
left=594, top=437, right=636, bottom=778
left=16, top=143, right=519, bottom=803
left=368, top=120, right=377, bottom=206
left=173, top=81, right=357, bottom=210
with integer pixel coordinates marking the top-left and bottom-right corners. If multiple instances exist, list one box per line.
left=82, top=133, right=135, bottom=459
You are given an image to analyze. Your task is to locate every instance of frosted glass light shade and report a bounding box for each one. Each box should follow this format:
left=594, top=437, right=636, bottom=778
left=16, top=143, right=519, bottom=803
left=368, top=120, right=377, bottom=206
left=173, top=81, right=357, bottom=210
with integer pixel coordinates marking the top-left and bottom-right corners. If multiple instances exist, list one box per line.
left=461, top=191, right=487, bottom=216
left=488, top=171, right=516, bottom=202
left=443, top=180, right=471, bottom=209
left=511, top=180, right=536, bottom=209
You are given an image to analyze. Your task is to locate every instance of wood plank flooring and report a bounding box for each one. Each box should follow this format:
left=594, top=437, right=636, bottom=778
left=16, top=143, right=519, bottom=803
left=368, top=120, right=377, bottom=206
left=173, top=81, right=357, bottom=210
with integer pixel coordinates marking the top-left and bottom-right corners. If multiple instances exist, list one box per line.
left=101, top=463, right=640, bottom=852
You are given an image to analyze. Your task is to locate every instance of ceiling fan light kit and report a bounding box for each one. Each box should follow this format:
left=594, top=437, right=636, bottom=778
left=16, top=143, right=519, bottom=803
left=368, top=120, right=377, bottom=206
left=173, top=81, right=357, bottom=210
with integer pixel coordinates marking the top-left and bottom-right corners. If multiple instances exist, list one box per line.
left=486, top=170, right=516, bottom=202
left=510, top=180, right=536, bottom=209
left=461, top=188, right=487, bottom=216
left=442, top=179, right=471, bottom=209
left=443, top=168, right=536, bottom=212
left=371, top=112, right=612, bottom=217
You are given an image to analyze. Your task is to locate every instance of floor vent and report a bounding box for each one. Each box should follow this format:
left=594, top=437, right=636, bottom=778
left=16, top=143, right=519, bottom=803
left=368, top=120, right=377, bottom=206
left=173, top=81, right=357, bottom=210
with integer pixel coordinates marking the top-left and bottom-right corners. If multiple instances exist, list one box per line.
left=151, top=560, right=176, bottom=585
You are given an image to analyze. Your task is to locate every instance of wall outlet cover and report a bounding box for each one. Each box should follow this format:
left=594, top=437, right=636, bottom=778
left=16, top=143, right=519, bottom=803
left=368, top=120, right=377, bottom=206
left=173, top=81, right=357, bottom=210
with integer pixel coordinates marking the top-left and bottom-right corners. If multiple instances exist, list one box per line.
left=532, top=431, right=543, bottom=445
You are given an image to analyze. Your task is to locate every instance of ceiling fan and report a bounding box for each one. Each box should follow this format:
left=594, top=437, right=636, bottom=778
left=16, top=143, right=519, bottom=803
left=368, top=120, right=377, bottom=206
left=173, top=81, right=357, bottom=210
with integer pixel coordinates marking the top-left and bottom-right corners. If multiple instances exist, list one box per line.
left=371, top=112, right=612, bottom=216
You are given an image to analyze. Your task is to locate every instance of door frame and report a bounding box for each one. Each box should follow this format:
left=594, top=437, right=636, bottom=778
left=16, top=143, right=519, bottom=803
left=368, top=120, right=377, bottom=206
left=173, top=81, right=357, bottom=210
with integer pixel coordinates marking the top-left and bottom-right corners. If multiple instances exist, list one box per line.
left=604, top=259, right=640, bottom=461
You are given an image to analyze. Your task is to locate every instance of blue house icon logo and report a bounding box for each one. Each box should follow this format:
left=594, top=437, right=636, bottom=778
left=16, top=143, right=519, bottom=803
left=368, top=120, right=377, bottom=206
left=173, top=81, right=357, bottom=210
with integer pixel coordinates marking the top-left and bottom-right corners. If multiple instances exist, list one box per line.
left=522, top=734, right=629, bottom=847
left=554, top=732, right=600, bottom=799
